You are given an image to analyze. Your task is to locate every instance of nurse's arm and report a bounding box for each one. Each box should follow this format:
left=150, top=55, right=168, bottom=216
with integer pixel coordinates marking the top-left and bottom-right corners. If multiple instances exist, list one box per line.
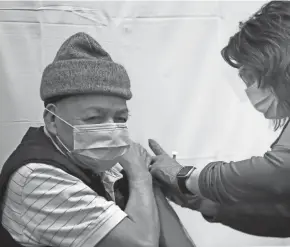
left=186, top=121, right=290, bottom=204
left=199, top=203, right=290, bottom=237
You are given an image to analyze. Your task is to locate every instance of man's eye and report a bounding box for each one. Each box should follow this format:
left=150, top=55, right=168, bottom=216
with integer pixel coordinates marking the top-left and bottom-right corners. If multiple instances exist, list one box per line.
left=115, top=117, right=127, bottom=123
left=86, top=116, right=102, bottom=121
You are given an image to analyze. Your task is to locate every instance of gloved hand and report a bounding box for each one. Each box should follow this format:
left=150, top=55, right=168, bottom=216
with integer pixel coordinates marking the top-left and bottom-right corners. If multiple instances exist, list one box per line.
left=148, top=139, right=182, bottom=191
left=149, top=139, right=220, bottom=216
left=148, top=139, right=203, bottom=209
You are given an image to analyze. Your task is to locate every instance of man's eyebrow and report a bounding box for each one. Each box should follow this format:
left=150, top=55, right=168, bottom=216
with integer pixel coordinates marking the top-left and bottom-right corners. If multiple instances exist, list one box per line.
left=116, top=109, right=129, bottom=114
left=83, top=107, right=129, bottom=114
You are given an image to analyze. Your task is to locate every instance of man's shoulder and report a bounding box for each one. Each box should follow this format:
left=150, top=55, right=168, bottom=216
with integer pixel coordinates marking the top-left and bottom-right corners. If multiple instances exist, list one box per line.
left=14, top=162, right=79, bottom=182
left=8, top=162, right=108, bottom=211
left=3, top=163, right=127, bottom=247
left=7, top=162, right=82, bottom=202
left=5, top=163, right=82, bottom=203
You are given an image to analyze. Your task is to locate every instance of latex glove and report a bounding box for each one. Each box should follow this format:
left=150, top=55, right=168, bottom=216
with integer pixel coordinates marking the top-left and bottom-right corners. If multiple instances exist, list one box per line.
left=148, top=139, right=202, bottom=208
left=148, top=139, right=183, bottom=191
left=149, top=139, right=220, bottom=215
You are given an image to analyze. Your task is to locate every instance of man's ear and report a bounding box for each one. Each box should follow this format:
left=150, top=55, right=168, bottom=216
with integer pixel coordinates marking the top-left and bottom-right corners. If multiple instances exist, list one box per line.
left=43, top=103, right=57, bottom=136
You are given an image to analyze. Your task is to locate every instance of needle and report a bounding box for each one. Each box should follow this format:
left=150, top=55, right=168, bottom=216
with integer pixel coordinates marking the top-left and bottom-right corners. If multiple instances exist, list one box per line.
left=172, top=151, right=178, bottom=160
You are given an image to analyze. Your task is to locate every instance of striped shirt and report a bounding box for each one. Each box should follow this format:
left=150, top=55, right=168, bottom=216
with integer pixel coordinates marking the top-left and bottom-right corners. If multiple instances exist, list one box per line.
left=1, top=162, right=127, bottom=247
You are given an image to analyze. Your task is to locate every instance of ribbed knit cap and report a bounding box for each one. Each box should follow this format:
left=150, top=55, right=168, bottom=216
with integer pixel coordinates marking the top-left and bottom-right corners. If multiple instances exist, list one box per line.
left=40, top=32, right=132, bottom=102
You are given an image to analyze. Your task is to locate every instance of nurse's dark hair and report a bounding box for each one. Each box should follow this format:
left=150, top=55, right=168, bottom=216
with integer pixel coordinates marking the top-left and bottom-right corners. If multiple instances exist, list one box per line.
left=221, top=0, right=290, bottom=131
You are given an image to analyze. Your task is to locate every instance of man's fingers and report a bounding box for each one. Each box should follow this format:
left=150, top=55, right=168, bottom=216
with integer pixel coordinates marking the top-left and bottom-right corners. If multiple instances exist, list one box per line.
left=149, top=164, right=164, bottom=181
left=149, top=165, right=157, bottom=177
left=148, top=139, right=167, bottom=155
left=145, top=154, right=153, bottom=169
left=150, top=156, right=158, bottom=162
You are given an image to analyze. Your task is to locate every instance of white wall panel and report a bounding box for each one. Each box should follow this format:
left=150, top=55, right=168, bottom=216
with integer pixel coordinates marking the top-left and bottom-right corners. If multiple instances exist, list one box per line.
left=0, top=1, right=288, bottom=246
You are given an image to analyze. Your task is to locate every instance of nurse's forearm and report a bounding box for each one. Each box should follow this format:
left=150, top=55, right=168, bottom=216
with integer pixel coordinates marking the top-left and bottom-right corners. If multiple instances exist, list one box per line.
left=187, top=156, right=290, bottom=204
left=185, top=168, right=202, bottom=196
left=185, top=168, right=290, bottom=218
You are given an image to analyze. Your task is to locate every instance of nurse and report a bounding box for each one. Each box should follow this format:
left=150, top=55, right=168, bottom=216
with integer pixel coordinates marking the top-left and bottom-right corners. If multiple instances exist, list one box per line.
left=149, top=0, right=290, bottom=237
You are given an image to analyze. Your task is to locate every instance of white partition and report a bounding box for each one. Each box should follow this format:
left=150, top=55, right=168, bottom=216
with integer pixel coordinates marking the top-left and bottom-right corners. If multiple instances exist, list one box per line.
left=0, top=1, right=288, bottom=246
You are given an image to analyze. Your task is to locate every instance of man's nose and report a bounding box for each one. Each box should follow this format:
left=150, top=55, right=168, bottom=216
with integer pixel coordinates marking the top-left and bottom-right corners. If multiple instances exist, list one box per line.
left=104, top=118, right=114, bottom=124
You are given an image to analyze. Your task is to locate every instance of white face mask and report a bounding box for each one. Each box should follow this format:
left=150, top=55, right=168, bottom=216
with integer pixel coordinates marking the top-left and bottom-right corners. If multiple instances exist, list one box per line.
left=45, top=108, right=130, bottom=162
left=245, top=83, right=290, bottom=119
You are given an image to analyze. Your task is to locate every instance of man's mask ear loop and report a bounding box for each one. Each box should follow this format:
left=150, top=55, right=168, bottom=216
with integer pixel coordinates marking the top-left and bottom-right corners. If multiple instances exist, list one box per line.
left=44, top=106, right=74, bottom=153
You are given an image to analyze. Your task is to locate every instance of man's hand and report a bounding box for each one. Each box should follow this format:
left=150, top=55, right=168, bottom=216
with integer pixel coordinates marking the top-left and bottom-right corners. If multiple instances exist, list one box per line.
left=119, top=141, right=152, bottom=182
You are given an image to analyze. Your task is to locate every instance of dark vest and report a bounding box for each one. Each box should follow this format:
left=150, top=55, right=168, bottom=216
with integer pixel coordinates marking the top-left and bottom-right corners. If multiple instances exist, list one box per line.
left=0, top=127, right=129, bottom=247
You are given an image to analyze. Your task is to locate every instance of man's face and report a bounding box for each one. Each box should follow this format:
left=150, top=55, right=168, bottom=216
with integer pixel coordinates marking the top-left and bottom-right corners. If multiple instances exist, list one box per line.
left=50, top=94, right=129, bottom=171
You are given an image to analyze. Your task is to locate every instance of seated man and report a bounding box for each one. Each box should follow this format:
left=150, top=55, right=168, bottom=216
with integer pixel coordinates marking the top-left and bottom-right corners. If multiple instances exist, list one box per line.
left=0, top=32, right=195, bottom=247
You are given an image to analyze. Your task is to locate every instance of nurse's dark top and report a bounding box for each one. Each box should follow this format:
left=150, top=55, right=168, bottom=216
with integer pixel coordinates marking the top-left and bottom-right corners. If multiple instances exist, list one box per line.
left=196, top=120, right=290, bottom=237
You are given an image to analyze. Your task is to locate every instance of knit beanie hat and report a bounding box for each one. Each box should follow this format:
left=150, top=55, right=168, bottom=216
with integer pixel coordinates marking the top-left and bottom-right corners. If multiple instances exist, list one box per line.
left=40, top=32, right=132, bottom=103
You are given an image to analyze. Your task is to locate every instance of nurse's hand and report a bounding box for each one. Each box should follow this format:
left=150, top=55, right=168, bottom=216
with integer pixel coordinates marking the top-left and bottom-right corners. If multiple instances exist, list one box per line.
left=155, top=179, right=203, bottom=209
left=151, top=166, right=218, bottom=216
left=149, top=139, right=219, bottom=215
left=148, top=139, right=183, bottom=193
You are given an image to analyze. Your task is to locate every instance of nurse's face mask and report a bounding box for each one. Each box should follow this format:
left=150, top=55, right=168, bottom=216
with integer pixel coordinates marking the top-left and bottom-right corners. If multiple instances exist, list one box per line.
left=240, top=68, right=290, bottom=119
left=45, top=108, right=131, bottom=166
left=245, top=83, right=290, bottom=119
